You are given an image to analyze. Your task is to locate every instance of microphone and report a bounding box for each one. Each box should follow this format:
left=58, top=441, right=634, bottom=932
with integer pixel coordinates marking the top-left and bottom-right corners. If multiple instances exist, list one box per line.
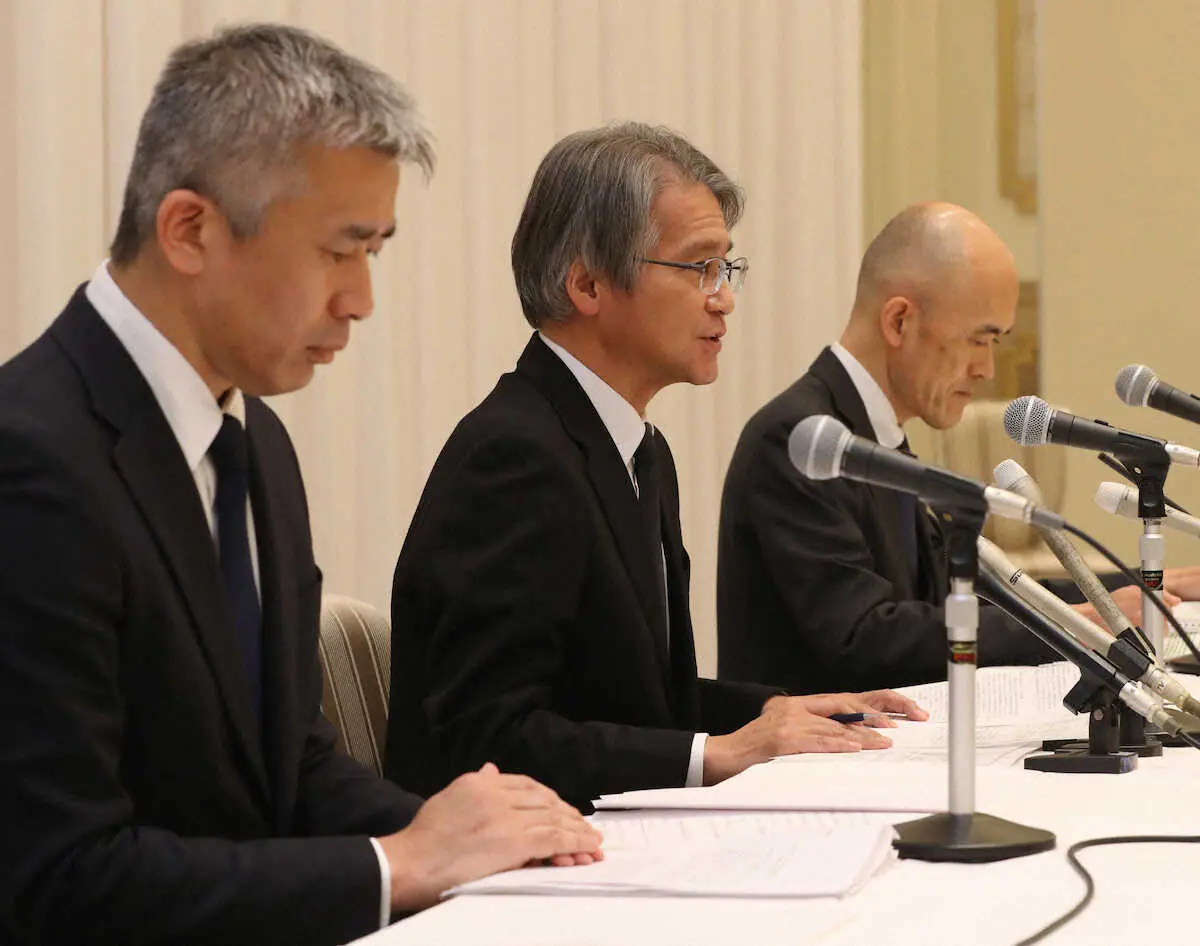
left=1004, top=396, right=1200, bottom=468
left=976, top=540, right=1190, bottom=734
left=994, top=459, right=1133, bottom=638
left=977, top=538, right=1200, bottom=717
left=788, top=415, right=1065, bottom=529
left=1116, top=364, right=1200, bottom=427
left=1095, top=481, right=1200, bottom=539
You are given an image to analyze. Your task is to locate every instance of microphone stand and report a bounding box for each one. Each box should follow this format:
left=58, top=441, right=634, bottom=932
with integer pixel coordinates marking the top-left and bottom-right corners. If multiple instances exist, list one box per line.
left=1126, top=456, right=1181, bottom=749
left=978, top=571, right=1139, bottom=773
left=893, top=508, right=1056, bottom=863
left=1131, top=459, right=1171, bottom=654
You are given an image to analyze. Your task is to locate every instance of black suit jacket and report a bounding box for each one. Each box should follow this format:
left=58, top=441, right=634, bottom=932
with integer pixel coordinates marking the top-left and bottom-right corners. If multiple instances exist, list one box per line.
left=716, top=347, right=1054, bottom=693
left=386, top=335, right=776, bottom=811
left=0, top=290, right=422, bottom=946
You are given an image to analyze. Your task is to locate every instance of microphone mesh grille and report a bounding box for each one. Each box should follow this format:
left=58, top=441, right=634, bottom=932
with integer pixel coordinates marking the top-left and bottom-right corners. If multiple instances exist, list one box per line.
left=787, top=415, right=846, bottom=480
left=992, top=458, right=1026, bottom=490
left=1093, top=481, right=1126, bottom=515
left=1115, top=364, right=1155, bottom=407
left=1003, top=396, right=1052, bottom=446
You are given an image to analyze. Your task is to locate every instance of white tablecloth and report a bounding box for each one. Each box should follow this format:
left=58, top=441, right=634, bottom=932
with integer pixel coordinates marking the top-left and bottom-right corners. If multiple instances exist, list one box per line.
left=355, top=674, right=1200, bottom=946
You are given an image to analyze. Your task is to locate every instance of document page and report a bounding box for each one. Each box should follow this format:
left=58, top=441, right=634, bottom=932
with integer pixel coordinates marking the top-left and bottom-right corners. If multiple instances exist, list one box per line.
left=594, top=760, right=947, bottom=812
left=1162, top=601, right=1200, bottom=662
left=892, top=661, right=1080, bottom=724
left=445, top=818, right=896, bottom=899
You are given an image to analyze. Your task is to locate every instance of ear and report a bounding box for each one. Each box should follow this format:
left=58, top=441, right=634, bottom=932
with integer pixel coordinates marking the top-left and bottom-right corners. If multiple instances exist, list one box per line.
left=155, top=189, right=224, bottom=276
left=564, top=259, right=604, bottom=318
left=879, top=295, right=916, bottom=349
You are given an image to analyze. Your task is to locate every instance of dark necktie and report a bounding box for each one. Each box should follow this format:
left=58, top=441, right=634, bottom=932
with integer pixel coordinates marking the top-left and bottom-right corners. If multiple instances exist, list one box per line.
left=896, top=436, right=921, bottom=580
left=209, top=415, right=263, bottom=727
left=633, top=423, right=669, bottom=624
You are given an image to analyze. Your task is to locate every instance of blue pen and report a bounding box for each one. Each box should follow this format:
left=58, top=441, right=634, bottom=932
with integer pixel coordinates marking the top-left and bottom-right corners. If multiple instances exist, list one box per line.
left=835, top=710, right=902, bottom=725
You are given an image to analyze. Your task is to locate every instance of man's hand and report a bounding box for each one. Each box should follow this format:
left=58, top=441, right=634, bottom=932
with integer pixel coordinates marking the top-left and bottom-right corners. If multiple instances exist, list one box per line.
left=1164, top=565, right=1200, bottom=601
left=1076, top=585, right=1180, bottom=628
left=795, top=689, right=929, bottom=726
left=702, top=693, right=906, bottom=785
left=379, top=763, right=603, bottom=912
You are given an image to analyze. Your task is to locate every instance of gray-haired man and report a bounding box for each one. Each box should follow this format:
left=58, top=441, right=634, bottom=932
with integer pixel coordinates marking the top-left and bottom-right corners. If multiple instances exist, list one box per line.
left=386, top=123, right=925, bottom=814
left=0, top=24, right=598, bottom=946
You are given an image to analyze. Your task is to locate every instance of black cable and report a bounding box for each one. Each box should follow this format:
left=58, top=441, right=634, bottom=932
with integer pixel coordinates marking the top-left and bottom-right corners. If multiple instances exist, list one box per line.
left=1015, top=834, right=1200, bottom=945
left=1062, top=522, right=1200, bottom=665
left=1096, top=452, right=1190, bottom=514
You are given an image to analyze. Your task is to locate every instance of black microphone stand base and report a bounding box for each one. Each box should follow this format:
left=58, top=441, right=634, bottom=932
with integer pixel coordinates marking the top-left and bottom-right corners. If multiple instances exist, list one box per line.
left=1022, top=671, right=1143, bottom=773
left=1037, top=736, right=1160, bottom=759
left=894, top=812, right=1055, bottom=863
left=1024, top=748, right=1137, bottom=774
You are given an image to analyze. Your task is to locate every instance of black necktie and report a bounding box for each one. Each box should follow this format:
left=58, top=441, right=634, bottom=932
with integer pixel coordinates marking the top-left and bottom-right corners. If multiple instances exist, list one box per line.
left=896, top=436, right=920, bottom=580
left=209, top=415, right=263, bottom=727
left=633, top=423, right=669, bottom=623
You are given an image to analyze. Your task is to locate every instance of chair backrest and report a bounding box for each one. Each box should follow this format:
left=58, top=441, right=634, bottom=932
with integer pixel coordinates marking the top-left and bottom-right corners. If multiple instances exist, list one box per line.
left=317, top=594, right=391, bottom=776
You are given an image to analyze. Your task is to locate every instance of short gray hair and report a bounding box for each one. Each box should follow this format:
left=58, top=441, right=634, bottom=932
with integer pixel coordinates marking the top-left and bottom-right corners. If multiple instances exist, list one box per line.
left=111, top=22, right=435, bottom=265
left=511, top=122, right=743, bottom=328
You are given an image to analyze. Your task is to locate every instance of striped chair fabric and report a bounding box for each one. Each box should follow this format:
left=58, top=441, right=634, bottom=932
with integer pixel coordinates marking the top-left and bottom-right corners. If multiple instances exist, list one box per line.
left=317, top=594, right=392, bottom=776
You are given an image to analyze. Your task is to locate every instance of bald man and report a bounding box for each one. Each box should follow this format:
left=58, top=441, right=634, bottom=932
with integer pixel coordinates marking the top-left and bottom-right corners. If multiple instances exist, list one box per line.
left=717, top=203, right=1107, bottom=692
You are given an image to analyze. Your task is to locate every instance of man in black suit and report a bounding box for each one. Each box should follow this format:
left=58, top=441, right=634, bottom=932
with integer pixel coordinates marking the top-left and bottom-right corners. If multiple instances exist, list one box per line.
left=717, top=202, right=1160, bottom=694
left=0, top=25, right=598, bottom=946
left=386, top=124, right=924, bottom=813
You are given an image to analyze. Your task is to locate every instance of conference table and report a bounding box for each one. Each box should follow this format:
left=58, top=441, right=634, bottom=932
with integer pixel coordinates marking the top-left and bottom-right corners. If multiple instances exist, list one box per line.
left=354, top=665, right=1200, bottom=946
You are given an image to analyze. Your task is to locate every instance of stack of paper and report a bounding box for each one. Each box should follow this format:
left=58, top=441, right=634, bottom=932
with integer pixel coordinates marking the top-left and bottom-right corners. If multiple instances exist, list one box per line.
left=446, top=815, right=896, bottom=899
left=593, top=759, right=947, bottom=812
left=892, top=661, right=1081, bottom=725
left=1162, top=602, right=1200, bottom=667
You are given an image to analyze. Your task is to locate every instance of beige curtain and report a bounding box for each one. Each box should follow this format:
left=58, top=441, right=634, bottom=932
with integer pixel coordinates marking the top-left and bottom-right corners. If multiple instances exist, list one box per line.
left=0, top=0, right=861, bottom=675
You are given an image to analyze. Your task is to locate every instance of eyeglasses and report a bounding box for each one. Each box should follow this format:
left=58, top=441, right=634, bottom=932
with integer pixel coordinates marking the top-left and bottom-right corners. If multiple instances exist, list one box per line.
left=641, top=256, right=750, bottom=295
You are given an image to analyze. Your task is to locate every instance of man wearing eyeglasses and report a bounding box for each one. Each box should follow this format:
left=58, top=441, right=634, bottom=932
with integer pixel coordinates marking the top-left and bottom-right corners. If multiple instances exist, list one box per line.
left=384, top=123, right=924, bottom=813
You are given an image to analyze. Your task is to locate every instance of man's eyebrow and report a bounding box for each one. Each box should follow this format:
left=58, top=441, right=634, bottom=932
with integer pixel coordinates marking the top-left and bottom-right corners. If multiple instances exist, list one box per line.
left=340, top=222, right=397, bottom=241
left=678, top=238, right=734, bottom=258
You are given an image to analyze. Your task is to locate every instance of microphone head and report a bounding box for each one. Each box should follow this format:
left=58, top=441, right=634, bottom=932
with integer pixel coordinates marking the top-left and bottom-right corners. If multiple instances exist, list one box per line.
left=1094, top=481, right=1135, bottom=518
left=1115, top=364, right=1156, bottom=407
left=1004, top=396, right=1053, bottom=446
left=788, top=415, right=850, bottom=480
left=993, top=458, right=1030, bottom=490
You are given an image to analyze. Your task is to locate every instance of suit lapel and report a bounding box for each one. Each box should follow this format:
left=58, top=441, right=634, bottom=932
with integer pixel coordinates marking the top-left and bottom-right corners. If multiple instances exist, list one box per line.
left=514, top=336, right=672, bottom=682
left=51, top=293, right=271, bottom=805
left=809, top=348, right=917, bottom=598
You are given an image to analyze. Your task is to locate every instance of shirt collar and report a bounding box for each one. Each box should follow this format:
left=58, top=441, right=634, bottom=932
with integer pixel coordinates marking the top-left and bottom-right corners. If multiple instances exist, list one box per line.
left=86, top=260, right=245, bottom=472
left=538, top=332, right=647, bottom=469
left=829, top=342, right=906, bottom=449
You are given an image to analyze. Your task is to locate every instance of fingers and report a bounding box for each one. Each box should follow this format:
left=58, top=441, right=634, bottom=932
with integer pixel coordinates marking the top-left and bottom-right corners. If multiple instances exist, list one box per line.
left=845, top=725, right=892, bottom=749
left=794, top=733, right=862, bottom=754
left=862, top=689, right=929, bottom=722
left=522, top=818, right=605, bottom=863
left=765, top=716, right=868, bottom=756
left=538, top=850, right=604, bottom=868
left=796, top=694, right=860, bottom=717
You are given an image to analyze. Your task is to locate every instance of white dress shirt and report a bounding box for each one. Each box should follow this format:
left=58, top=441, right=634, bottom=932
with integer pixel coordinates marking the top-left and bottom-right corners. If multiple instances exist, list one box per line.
left=86, top=262, right=391, bottom=930
left=539, top=333, right=708, bottom=788
left=830, top=342, right=907, bottom=449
